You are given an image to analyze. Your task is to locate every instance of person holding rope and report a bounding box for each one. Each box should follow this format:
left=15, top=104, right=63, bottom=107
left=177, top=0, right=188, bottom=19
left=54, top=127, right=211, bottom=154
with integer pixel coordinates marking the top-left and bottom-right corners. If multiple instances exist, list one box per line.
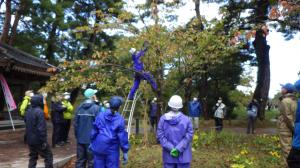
left=128, top=41, right=157, bottom=100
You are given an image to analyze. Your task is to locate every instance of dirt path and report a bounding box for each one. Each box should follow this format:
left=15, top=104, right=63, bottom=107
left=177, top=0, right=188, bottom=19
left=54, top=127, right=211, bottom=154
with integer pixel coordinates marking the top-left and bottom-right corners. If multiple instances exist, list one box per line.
left=0, top=122, right=76, bottom=168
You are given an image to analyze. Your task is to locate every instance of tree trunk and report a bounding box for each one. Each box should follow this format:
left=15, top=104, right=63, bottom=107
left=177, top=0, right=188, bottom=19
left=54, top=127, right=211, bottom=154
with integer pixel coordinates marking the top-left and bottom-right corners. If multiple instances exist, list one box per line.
left=152, top=0, right=159, bottom=25
left=9, top=0, right=26, bottom=45
left=45, top=23, right=58, bottom=64
left=198, top=72, right=209, bottom=120
left=252, top=29, right=270, bottom=120
left=184, top=77, right=192, bottom=115
left=194, top=0, right=204, bottom=30
left=84, top=33, right=97, bottom=57
left=8, top=13, right=21, bottom=45
left=156, top=57, right=163, bottom=125
left=83, top=2, right=101, bottom=58
left=70, top=87, right=80, bottom=105
left=0, top=0, right=12, bottom=43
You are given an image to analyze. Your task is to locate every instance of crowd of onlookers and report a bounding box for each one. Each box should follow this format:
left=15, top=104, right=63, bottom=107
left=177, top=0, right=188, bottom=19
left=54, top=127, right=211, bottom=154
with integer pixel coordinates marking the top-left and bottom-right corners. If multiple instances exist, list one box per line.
left=19, top=79, right=300, bottom=168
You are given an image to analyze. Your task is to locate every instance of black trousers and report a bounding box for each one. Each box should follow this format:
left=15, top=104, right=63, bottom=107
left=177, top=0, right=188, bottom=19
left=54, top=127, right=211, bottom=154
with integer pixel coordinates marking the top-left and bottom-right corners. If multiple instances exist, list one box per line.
left=215, top=118, right=223, bottom=132
left=150, top=116, right=157, bottom=130
left=247, top=116, right=256, bottom=134
left=28, top=143, right=53, bottom=168
left=287, top=148, right=300, bottom=168
left=62, top=119, right=71, bottom=142
left=75, top=143, right=93, bottom=168
left=52, top=121, right=63, bottom=147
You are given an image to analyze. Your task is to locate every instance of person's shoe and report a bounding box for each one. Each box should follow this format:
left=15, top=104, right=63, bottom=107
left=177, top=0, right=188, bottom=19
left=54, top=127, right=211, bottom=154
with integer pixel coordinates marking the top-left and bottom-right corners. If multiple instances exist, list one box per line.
left=56, top=142, right=64, bottom=147
left=63, top=140, right=70, bottom=144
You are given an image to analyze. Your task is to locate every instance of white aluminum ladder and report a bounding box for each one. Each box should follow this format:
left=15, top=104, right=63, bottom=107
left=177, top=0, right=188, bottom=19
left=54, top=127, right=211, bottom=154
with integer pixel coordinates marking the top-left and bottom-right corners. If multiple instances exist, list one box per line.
left=122, top=91, right=142, bottom=137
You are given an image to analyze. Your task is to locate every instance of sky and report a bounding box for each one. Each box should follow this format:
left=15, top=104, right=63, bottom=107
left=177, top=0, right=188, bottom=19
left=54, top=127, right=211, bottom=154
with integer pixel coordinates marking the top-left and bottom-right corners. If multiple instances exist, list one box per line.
left=126, top=0, right=300, bottom=98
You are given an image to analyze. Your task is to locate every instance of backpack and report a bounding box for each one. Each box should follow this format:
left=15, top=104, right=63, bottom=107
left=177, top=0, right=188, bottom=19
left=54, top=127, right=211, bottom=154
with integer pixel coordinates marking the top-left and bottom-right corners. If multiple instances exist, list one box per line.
left=247, top=105, right=258, bottom=117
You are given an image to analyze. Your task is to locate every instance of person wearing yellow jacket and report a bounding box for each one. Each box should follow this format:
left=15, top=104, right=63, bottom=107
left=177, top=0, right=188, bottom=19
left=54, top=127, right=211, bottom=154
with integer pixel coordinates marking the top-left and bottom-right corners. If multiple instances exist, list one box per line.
left=62, top=92, right=74, bottom=144
left=20, top=90, right=34, bottom=117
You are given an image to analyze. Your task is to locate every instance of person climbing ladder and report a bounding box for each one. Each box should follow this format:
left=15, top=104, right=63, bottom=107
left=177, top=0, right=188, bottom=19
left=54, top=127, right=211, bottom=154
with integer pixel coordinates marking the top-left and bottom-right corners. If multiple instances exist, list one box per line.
left=128, top=41, right=157, bottom=100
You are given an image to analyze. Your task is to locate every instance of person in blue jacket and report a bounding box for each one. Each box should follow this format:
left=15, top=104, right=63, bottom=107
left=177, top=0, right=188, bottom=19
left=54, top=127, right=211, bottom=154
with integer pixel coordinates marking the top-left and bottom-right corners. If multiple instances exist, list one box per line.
left=90, top=96, right=130, bottom=168
left=74, top=88, right=100, bottom=168
left=287, top=79, right=300, bottom=167
left=149, top=97, right=158, bottom=131
left=188, top=97, right=201, bottom=130
left=128, top=42, right=157, bottom=100
left=25, top=95, right=53, bottom=168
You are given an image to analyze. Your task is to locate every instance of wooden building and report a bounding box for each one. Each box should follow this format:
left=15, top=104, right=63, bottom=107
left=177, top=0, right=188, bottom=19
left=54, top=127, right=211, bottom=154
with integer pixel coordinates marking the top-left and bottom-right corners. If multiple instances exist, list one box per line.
left=0, top=42, right=55, bottom=120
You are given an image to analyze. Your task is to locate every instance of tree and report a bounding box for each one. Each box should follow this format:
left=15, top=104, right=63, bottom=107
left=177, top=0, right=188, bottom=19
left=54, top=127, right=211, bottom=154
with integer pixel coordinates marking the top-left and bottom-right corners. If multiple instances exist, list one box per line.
left=0, top=0, right=31, bottom=45
left=218, top=0, right=271, bottom=120
left=269, top=0, right=300, bottom=39
left=170, top=22, right=250, bottom=119
left=0, top=0, right=11, bottom=43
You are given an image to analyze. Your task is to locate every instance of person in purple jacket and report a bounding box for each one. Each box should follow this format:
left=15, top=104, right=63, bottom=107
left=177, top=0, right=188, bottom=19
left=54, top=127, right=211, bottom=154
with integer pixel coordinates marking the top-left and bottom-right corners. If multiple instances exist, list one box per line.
left=128, top=41, right=157, bottom=100
left=157, top=95, right=194, bottom=168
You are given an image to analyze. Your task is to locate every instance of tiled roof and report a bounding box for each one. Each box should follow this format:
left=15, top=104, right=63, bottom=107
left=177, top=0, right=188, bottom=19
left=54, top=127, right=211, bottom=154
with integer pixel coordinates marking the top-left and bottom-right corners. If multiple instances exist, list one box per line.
left=0, top=43, right=55, bottom=76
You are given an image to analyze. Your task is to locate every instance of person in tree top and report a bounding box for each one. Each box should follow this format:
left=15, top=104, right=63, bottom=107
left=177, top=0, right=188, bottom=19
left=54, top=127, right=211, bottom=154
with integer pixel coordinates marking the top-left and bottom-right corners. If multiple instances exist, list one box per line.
left=20, top=90, right=34, bottom=117
left=90, top=96, right=130, bottom=168
left=128, top=41, right=157, bottom=100
left=278, top=83, right=297, bottom=160
left=287, top=80, right=300, bottom=167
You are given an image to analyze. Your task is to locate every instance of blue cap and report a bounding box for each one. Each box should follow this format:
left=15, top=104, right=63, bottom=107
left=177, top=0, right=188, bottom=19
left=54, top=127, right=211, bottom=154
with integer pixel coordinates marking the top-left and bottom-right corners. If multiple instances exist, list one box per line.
left=281, top=83, right=295, bottom=93
left=294, top=79, right=300, bottom=92
left=84, top=88, right=97, bottom=98
left=109, top=96, right=123, bottom=109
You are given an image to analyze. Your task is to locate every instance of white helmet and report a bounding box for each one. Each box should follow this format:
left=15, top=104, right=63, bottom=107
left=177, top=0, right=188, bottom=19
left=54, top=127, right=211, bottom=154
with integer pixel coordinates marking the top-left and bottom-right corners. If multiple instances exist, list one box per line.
left=129, top=48, right=136, bottom=54
left=168, top=95, right=183, bottom=109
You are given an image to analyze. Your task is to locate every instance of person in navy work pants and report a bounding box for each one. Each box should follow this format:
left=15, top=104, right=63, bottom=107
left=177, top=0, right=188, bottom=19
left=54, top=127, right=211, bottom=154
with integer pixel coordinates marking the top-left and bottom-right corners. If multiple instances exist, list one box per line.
left=128, top=42, right=157, bottom=100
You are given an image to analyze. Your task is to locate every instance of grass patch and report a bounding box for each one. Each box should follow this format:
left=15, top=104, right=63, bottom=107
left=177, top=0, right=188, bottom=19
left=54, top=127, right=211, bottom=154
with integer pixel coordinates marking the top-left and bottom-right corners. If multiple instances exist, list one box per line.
left=126, top=131, right=284, bottom=168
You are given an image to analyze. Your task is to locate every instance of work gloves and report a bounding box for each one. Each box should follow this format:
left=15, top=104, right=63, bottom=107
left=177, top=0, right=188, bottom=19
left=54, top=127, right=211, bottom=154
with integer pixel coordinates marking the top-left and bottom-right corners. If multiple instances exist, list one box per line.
left=170, top=148, right=179, bottom=157
left=122, top=153, right=129, bottom=165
